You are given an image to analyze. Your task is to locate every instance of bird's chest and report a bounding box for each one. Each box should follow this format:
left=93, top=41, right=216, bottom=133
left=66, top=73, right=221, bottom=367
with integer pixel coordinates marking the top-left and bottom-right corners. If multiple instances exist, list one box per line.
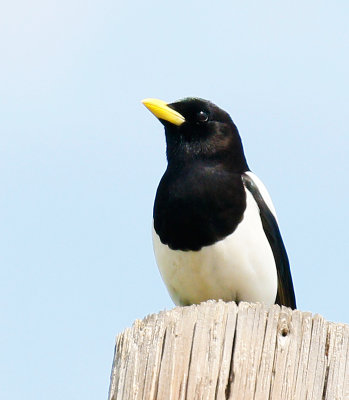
left=153, top=168, right=246, bottom=251
left=152, top=189, right=277, bottom=306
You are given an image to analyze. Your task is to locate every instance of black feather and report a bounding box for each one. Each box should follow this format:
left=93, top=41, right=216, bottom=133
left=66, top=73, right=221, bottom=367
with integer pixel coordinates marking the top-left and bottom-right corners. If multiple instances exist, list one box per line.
left=242, top=173, right=296, bottom=309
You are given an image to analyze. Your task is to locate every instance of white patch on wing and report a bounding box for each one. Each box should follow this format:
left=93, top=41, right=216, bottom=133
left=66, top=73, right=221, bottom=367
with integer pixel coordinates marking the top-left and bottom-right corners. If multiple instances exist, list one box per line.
left=244, top=171, right=278, bottom=221
left=152, top=188, right=278, bottom=306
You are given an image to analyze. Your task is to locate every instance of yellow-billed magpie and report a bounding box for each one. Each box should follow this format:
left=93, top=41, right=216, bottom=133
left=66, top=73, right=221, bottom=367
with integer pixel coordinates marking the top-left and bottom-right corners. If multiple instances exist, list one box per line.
left=142, top=97, right=296, bottom=309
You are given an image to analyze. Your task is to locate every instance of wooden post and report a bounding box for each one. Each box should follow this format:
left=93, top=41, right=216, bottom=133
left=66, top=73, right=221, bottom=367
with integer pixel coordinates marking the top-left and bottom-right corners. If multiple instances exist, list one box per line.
left=108, top=301, right=349, bottom=400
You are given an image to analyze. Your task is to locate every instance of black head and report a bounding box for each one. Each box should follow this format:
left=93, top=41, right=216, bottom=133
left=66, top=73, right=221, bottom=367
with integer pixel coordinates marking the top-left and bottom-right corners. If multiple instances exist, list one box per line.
left=143, top=97, right=249, bottom=172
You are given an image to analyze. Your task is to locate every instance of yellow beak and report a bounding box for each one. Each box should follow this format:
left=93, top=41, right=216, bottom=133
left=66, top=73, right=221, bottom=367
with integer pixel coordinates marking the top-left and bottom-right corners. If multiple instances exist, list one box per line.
left=142, top=98, right=185, bottom=126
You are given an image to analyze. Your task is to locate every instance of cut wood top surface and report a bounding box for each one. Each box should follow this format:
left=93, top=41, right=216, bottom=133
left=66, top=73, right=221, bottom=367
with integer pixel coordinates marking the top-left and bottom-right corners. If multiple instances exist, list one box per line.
left=108, top=301, right=349, bottom=400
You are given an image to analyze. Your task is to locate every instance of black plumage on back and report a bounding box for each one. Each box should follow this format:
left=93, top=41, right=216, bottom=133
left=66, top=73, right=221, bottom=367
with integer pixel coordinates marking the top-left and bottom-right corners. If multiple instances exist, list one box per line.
left=242, top=174, right=296, bottom=309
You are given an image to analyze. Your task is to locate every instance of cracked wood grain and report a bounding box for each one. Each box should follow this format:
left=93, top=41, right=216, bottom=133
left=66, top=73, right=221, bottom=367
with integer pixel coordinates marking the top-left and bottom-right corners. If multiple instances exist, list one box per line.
left=108, top=301, right=349, bottom=400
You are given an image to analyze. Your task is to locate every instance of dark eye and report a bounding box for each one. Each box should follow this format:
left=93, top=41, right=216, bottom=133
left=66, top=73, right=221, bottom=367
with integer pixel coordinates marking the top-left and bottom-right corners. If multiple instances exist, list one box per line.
left=196, top=110, right=209, bottom=122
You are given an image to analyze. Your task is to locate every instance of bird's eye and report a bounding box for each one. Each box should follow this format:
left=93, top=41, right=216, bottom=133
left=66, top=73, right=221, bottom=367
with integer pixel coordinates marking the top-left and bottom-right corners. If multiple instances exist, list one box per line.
left=196, top=111, right=209, bottom=122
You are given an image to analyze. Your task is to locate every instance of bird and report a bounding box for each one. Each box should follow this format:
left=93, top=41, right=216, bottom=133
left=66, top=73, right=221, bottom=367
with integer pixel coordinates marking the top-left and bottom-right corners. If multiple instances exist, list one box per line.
left=142, top=97, right=296, bottom=309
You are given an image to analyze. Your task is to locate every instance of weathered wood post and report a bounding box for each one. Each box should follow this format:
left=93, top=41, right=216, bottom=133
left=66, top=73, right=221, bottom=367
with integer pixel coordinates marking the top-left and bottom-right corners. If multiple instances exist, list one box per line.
left=108, top=301, right=349, bottom=400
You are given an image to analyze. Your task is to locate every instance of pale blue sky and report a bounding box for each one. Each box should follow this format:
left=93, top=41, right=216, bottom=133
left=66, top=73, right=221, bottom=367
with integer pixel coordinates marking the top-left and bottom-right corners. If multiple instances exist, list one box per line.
left=1, top=1, right=348, bottom=399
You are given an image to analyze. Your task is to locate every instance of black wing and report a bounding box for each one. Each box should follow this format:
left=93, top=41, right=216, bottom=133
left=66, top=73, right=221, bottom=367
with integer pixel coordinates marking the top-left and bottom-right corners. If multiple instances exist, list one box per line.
left=242, top=173, right=296, bottom=309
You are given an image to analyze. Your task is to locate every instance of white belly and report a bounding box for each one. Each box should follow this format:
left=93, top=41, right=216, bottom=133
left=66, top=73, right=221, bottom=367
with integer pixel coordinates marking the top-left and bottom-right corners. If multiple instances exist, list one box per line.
left=152, top=189, right=278, bottom=306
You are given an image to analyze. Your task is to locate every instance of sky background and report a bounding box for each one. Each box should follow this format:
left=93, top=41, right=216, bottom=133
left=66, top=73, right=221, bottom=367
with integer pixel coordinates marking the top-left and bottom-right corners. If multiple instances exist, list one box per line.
left=1, top=1, right=348, bottom=399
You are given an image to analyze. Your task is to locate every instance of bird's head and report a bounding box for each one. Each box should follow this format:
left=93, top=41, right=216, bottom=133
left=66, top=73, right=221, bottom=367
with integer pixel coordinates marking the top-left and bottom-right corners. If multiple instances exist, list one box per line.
left=142, top=97, right=249, bottom=172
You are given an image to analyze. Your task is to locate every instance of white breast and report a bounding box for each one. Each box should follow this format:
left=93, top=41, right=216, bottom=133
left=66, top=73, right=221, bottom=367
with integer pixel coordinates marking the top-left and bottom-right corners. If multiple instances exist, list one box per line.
left=152, top=183, right=278, bottom=306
